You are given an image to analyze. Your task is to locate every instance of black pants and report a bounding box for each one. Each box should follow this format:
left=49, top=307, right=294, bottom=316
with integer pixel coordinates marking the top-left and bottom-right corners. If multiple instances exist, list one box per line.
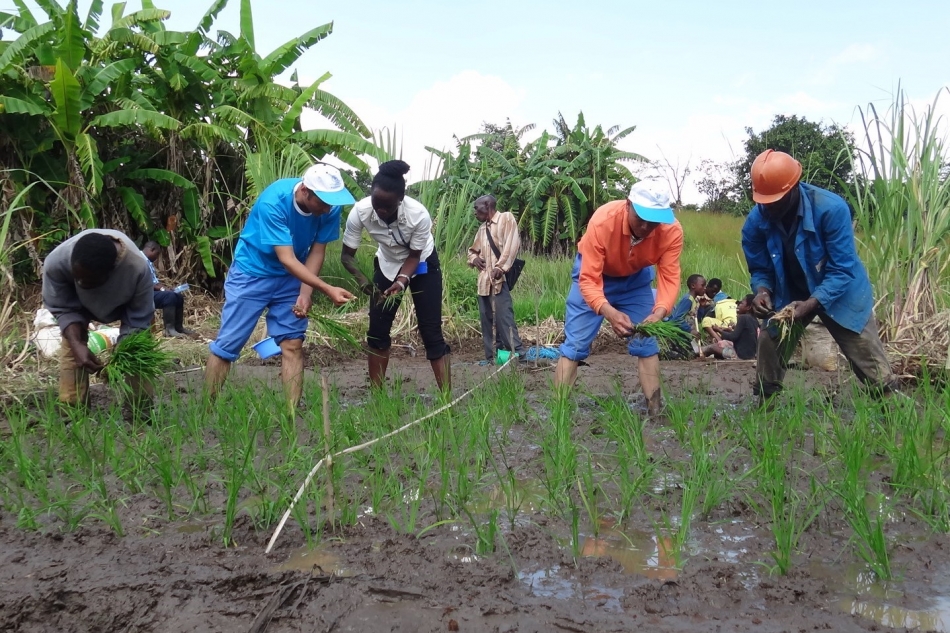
left=367, top=252, right=450, bottom=361
left=153, top=290, right=183, bottom=309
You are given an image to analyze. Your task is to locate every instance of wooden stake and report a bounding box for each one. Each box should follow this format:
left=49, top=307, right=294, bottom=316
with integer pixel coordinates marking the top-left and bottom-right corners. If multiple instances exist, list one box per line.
left=695, top=314, right=705, bottom=359
left=321, top=372, right=335, bottom=530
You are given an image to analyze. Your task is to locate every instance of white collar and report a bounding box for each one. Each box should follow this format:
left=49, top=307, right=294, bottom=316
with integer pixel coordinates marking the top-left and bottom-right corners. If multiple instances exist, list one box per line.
left=292, top=182, right=312, bottom=217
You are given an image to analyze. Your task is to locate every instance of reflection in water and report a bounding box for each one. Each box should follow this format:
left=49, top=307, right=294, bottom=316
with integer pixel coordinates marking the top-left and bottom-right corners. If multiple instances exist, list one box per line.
left=580, top=526, right=678, bottom=581
left=469, top=478, right=546, bottom=517
left=274, top=544, right=351, bottom=575
left=811, top=561, right=950, bottom=632
left=845, top=598, right=949, bottom=632
left=519, top=566, right=624, bottom=613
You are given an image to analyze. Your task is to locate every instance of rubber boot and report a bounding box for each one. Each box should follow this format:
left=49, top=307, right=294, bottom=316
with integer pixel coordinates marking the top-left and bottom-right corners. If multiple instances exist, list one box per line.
left=204, top=352, right=232, bottom=401
left=162, top=305, right=185, bottom=338
left=58, top=338, right=90, bottom=408
left=368, top=348, right=390, bottom=389
left=174, top=304, right=196, bottom=337
left=279, top=338, right=304, bottom=416
left=430, top=353, right=452, bottom=394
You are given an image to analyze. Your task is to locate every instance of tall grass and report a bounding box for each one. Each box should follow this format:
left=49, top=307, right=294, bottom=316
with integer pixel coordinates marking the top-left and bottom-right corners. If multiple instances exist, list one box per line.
left=677, top=209, right=749, bottom=298
left=849, top=87, right=950, bottom=332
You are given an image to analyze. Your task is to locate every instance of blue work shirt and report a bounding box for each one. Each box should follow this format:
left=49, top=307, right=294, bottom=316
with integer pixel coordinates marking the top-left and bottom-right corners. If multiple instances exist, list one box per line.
left=139, top=251, right=160, bottom=285
left=233, top=179, right=342, bottom=277
left=741, top=183, right=873, bottom=333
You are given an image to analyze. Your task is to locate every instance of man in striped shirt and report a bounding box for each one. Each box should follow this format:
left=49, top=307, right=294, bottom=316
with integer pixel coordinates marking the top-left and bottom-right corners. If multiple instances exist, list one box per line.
left=468, top=195, right=527, bottom=364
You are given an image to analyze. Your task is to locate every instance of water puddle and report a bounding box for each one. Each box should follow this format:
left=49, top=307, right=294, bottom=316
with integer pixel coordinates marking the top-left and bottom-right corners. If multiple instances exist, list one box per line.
left=810, top=562, right=950, bottom=631
left=846, top=599, right=950, bottom=631
left=468, top=478, right=547, bottom=517
left=578, top=518, right=756, bottom=578
left=273, top=544, right=353, bottom=576
left=579, top=523, right=678, bottom=580
left=519, top=565, right=624, bottom=612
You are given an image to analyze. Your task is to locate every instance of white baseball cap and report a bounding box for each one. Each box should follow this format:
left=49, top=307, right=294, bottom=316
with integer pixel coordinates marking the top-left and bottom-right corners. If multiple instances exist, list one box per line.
left=301, top=164, right=356, bottom=206
left=628, top=179, right=675, bottom=224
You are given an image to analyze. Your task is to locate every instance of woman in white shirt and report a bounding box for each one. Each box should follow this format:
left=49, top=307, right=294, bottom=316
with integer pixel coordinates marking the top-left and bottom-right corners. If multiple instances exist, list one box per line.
left=341, top=160, right=451, bottom=392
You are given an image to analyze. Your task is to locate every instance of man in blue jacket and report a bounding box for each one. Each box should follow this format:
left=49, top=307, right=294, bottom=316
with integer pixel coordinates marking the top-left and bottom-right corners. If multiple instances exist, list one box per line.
left=741, top=149, right=896, bottom=398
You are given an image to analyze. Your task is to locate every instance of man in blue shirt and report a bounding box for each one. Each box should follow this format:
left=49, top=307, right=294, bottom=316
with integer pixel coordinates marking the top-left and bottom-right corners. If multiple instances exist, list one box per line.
left=741, top=149, right=896, bottom=398
left=141, top=241, right=194, bottom=338
left=205, top=164, right=356, bottom=414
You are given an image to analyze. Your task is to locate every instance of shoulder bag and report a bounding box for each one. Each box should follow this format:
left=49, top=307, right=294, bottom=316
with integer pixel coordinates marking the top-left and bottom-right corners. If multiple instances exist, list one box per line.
left=484, top=224, right=525, bottom=291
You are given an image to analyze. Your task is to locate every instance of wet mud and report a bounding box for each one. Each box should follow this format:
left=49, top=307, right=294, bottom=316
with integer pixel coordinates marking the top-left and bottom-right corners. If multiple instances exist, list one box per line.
left=1, top=350, right=946, bottom=632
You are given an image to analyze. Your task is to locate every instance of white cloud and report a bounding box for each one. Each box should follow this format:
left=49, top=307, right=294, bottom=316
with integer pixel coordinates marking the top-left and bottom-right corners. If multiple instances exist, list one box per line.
left=301, top=70, right=528, bottom=183
left=831, top=43, right=877, bottom=65
left=812, top=43, right=878, bottom=85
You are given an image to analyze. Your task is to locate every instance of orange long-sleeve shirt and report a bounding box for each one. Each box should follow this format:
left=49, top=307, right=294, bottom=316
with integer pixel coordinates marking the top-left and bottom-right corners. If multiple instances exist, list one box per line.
left=577, top=199, right=684, bottom=316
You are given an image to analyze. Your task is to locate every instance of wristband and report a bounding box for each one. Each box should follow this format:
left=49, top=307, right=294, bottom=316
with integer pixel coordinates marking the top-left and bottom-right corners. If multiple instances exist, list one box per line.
left=395, top=280, right=406, bottom=291
left=396, top=274, right=410, bottom=284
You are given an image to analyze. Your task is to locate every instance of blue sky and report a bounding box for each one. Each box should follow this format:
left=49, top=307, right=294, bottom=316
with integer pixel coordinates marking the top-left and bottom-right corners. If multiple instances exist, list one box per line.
left=9, top=0, right=950, bottom=201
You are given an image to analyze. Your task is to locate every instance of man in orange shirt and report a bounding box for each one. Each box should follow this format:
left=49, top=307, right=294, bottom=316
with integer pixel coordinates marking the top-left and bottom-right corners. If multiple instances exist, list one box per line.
left=555, top=180, right=683, bottom=415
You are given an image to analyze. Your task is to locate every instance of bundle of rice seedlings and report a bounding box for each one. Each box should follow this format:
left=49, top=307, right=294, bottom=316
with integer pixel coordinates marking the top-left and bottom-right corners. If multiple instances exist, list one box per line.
left=767, top=304, right=797, bottom=342
left=631, top=320, right=694, bottom=351
left=309, top=312, right=361, bottom=350
left=101, top=330, right=174, bottom=393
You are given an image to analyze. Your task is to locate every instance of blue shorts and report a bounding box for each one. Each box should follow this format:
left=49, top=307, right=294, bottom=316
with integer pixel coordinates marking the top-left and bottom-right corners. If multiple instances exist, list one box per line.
left=209, top=265, right=307, bottom=362
left=559, top=255, right=659, bottom=362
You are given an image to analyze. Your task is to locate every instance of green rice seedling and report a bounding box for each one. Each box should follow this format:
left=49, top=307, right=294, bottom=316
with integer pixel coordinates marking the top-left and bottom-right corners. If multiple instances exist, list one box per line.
left=756, top=431, right=823, bottom=575
left=664, top=397, right=693, bottom=445
left=90, top=498, right=125, bottom=537
left=830, top=415, right=893, bottom=579
left=461, top=506, right=499, bottom=556
left=483, top=429, right=526, bottom=531
left=631, top=320, right=693, bottom=352
left=386, top=477, right=427, bottom=535
left=569, top=500, right=582, bottom=564
left=596, top=388, right=654, bottom=521
left=541, top=390, right=577, bottom=509
left=16, top=507, right=39, bottom=531
left=291, top=491, right=318, bottom=548
left=308, top=310, right=361, bottom=351
left=576, top=451, right=604, bottom=538
left=221, top=419, right=260, bottom=547
left=45, top=484, right=93, bottom=532
left=101, top=330, right=174, bottom=395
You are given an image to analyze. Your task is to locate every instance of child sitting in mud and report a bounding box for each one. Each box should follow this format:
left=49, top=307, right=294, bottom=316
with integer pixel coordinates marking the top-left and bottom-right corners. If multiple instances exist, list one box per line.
left=702, top=294, right=758, bottom=360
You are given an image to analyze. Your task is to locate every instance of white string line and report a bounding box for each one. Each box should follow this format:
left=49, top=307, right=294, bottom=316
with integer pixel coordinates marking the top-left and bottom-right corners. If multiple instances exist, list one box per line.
left=264, top=357, right=516, bottom=554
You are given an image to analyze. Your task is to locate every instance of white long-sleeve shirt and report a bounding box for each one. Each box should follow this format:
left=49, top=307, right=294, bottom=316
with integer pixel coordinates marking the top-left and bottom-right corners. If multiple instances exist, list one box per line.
left=342, top=196, right=435, bottom=281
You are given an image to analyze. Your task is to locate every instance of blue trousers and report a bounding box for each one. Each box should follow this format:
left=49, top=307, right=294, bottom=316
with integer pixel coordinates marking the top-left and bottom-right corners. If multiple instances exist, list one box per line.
left=559, top=255, right=659, bottom=361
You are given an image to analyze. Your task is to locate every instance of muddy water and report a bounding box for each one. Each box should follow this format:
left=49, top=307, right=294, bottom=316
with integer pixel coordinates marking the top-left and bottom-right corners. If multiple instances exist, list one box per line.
left=810, top=562, right=950, bottom=632
left=273, top=543, right=353, bottom=576
left=5, top=352, right=950, bottom=632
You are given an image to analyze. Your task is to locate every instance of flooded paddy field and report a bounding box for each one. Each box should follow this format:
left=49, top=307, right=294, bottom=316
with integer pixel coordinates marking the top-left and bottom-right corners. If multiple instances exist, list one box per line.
left=2, top=348, right=949, bottom=632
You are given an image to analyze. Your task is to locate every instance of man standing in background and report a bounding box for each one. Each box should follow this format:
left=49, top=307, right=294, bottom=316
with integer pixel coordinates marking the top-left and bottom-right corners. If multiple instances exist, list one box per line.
left=468, top=195, right=556, bottom=365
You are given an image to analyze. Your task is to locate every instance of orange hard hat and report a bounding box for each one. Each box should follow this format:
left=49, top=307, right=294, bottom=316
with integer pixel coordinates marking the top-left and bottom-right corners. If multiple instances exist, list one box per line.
left=751, top=149, right=802, bottom=204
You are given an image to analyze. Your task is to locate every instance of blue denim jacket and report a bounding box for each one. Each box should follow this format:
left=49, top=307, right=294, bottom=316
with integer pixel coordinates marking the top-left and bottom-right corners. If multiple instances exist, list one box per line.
left=741, top=183, right=873, bottom=333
